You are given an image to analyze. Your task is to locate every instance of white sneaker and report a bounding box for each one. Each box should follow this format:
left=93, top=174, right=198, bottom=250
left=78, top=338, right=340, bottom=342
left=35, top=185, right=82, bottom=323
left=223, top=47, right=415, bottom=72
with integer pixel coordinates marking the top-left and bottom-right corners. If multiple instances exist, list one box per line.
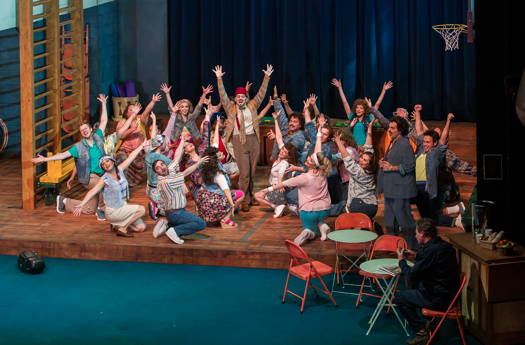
left=287, top=205, right=298, bottom=216
left=273, top=205, right=286, bottom=218
left=293, top=229, right=314, bottom=246
left=454, top=214, right=465, bottom=230
left=319, top=223, right=330, bottom=241
left=56, top=195, right=66, bottom=214
left=166, top=227, right=184, bottom=244
left=458, top=201, right=466, bottom=215
left=152, top=218, right=168, bottom=238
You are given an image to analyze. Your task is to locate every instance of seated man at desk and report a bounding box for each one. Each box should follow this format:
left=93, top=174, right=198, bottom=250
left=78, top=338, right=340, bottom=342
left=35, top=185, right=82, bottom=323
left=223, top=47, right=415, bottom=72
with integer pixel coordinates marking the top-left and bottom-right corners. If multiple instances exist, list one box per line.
left=394, top=218, right=460, bottom=345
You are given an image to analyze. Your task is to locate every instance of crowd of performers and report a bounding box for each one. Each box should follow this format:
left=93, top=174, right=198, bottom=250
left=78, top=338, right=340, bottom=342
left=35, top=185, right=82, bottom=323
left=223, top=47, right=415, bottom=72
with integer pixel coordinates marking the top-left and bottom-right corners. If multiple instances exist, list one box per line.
left=32, top=65, right=474, bottom=248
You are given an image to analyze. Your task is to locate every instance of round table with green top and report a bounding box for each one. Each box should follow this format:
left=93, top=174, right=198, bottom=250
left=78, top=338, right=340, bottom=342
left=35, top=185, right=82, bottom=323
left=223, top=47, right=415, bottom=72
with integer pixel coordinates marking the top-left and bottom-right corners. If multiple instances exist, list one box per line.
left=328, top=229, right=378, bottom=295
left=360, top=258, right=411, bottom=336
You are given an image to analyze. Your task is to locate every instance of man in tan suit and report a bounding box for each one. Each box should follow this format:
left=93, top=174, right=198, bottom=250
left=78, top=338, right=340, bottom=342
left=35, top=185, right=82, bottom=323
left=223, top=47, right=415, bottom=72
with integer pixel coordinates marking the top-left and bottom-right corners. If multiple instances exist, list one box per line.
left=213, top=64, right=273, bottom=211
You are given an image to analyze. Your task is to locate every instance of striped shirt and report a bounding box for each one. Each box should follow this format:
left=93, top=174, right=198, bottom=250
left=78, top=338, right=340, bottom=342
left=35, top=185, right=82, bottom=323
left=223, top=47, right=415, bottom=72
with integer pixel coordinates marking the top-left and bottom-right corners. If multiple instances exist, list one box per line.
left=157, top=166, right=186, bottom=211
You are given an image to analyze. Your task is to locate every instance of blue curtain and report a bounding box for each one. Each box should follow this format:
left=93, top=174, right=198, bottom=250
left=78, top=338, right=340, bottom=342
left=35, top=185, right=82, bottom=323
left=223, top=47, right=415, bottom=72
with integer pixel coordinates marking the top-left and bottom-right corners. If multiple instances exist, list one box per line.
left=168, top=0, right=475, bottom=121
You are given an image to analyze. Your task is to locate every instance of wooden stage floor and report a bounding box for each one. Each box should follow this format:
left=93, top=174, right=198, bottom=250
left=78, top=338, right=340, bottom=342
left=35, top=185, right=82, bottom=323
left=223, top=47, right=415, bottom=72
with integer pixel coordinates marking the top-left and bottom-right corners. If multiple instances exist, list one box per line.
left=0, top=122, right=476, bottom=269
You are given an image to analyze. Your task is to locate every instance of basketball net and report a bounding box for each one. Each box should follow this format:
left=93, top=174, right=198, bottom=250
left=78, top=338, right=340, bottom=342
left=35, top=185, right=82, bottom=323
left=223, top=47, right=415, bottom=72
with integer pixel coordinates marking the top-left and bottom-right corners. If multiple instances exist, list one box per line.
left=432, top=24, right=467, bottom=51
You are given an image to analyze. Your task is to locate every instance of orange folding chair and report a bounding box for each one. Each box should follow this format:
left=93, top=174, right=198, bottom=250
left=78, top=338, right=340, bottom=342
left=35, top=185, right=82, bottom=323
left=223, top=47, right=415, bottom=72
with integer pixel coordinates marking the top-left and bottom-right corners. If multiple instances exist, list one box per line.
left=335, top=212, right=374, bottom=231
left=332, top=212, right=375, bottom=289
left=355, top=235, right=407, bottom=307
left=282, top=240, right=338, bottom=313
left=422, top=273, right=468, bottom=345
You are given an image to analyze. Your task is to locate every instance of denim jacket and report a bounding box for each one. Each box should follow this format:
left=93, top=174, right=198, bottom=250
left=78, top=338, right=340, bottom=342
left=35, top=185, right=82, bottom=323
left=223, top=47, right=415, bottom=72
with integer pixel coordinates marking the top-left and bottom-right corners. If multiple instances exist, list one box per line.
left=75, top=134, right=105, bottom=184
left=203, top=172, right=231, bottom=196
left=102, top=168, right=129, bottom=209
left=415, top=135, right=448, bottom=199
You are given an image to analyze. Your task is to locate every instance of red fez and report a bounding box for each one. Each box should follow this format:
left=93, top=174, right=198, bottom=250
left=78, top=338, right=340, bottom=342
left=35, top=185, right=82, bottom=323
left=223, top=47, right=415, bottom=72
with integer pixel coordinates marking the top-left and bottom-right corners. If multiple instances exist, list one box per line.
left=234, top=87, right=247, bottom=96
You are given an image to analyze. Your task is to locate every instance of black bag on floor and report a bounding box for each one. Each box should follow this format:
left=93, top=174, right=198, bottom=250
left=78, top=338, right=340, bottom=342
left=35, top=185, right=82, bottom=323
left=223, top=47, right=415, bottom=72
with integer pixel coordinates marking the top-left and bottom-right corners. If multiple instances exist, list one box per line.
left=17, top=251, right=45, bottom=274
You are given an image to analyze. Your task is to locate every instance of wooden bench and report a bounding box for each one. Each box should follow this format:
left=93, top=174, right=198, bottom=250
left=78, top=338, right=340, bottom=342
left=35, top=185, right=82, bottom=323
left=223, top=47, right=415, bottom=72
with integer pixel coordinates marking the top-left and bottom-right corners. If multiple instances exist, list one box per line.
left=38, top=152, right=75, bottom=205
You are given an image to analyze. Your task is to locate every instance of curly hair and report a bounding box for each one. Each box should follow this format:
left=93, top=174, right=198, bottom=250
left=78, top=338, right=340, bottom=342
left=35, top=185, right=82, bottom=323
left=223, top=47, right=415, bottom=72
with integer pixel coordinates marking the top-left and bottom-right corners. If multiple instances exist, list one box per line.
left=351, top=98, right=370, bottom=116
left=361, top=152, right=378, bottom=175
left=391, top=116, right=410, bottom=136
left=200, top=147, right=220, bottom=185
left=283, top=142, right=299, bottom=166
left=338, top=128, right=358, bottom=149
left=289, top=112, right=305, bottom=130
left=320, top=124, right=334, bottom=141
left=423, top=129, right=440, bottom=144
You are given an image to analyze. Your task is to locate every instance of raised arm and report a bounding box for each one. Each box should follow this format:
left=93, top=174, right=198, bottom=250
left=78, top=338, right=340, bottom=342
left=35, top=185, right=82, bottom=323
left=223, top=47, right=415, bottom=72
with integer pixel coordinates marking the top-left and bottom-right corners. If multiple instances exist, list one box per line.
left=97, top=94, right=108, bottom=134
left=116, top=112, right=138, bottom=140
left=309, top=94, right=320, bottom=117
left=72, top=179, right=105, bottom=216
left=172, top=134, right=186, bottom=167
left=162, top=103, right=180, bottom=144
left=280, top=93, right=294, bottom=115
left=182, top=156, right=210, bottom=177
left=331, top=78, right=351, bottom=116
left=364, top=116, right=375, bottom=148
left=160, top=82, right=174, bottom=110
left=413, top=104, right=424, bottom=136
left=119, top=140, right=148, bottom=171
left=334, top=132, right=349, bottom=159
left=314, top=125, right=323, bottom=154
left=440, top=113, right=454, bottom=145
left=373, top=81, right=394, bottom=110
left=272, top=99, right=289, bottom=135
left=140, top=93, right=162, bottom=124
left=251, top=64, right=273, bottom=109
left=257, top=97, right=274, bottom=121
left=149, top=112, right=158, bottom=138
left=197, top=107, right=212, bottom=156
left=272, top=110, right=285, bottom=148
left=366, top=97, right=389, bottom=129
left=189, top=85, right=213, bottom=121
left=213, top=65, right=233, bottom=109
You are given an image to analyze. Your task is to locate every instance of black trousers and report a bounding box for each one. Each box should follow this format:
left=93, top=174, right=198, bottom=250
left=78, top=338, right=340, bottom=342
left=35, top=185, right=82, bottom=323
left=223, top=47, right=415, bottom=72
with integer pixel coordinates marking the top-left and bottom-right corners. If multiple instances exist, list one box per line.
left=394, top=289, right=447, bottom=332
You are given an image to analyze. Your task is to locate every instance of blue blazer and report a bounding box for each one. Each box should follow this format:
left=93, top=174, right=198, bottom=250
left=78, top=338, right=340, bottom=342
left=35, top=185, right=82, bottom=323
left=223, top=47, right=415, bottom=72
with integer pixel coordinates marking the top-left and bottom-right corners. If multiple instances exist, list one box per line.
left=377, top=136, right=417, bottom=199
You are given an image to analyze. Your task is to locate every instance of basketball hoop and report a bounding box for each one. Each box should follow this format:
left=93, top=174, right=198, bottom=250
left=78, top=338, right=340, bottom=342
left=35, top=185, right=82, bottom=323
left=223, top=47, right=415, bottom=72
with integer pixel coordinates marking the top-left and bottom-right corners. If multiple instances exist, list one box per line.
left=432, top=24, right=467, bottom=51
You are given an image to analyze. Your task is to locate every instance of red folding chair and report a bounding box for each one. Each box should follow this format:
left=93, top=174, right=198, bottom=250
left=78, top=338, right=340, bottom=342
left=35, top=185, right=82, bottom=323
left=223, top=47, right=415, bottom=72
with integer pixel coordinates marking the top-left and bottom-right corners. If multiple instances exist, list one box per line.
left=333, top=213, right=375, bottom=287
left=282, top=240, right=338, bottom=313
left=422, top=273, right=468, bottom=345
left=355, top=235, right=407, bottom=307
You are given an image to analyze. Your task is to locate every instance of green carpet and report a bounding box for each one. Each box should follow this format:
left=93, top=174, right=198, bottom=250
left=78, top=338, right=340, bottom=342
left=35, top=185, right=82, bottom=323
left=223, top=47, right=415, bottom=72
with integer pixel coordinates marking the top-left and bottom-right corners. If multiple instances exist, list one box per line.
left=0, top=255, right=480, bottom=345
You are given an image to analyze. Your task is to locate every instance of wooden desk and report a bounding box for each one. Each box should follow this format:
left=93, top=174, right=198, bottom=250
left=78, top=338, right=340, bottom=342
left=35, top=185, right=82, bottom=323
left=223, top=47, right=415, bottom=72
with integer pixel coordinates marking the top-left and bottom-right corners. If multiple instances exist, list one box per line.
left=449, top=233, right=525, bottom=345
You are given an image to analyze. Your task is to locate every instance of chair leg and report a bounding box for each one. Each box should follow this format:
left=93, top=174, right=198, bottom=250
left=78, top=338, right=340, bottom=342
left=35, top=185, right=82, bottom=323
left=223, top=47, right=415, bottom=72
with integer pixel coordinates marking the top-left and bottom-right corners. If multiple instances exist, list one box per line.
left=309, top=281, right=319, bottom=297
left=356, top=276, right=366, bottom=307
left=426, top=316, right=447, bottom=345
left=300, top=277, right=310, bottom=313
left=317, top=276, right=338, bottom=307
left=282, top=271, right=291, bottom=303
left=456, top=317, right=467, bottom=345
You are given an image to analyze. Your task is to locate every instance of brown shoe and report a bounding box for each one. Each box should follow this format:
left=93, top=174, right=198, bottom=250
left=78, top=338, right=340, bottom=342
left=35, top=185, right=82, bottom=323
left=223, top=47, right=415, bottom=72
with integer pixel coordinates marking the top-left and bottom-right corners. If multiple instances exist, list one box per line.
left=116, top=228, right=134, bottom=237
left=241, top=204, right=250, bottom=212
left=250, top=200, right=260, bottom=206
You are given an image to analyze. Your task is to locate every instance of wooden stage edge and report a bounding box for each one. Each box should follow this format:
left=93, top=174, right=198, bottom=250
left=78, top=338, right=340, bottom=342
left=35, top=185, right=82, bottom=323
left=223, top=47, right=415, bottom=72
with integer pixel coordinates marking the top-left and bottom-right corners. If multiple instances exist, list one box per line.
left=0, top=122, right=476, bottom=269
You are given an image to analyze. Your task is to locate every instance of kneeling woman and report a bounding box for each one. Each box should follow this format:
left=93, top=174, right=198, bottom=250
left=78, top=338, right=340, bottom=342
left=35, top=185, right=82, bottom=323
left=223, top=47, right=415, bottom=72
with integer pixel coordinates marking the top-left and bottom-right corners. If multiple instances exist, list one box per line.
left=73, top=141, right=148, bottom=237
left=195, top=147, right=244, bottom=228
left=260, top=151, right=332, bottom=246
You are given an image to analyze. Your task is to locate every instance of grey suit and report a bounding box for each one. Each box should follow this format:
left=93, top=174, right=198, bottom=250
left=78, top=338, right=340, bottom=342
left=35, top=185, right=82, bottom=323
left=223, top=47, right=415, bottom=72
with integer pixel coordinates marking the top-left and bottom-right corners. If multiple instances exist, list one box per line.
left=377, top=135, right=417, bottom=248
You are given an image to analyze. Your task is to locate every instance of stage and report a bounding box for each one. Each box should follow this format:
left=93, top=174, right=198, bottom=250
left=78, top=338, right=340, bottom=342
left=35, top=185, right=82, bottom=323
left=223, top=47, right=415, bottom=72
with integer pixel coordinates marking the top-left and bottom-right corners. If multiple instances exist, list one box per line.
left=0, top=122, right=476, bottom=269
